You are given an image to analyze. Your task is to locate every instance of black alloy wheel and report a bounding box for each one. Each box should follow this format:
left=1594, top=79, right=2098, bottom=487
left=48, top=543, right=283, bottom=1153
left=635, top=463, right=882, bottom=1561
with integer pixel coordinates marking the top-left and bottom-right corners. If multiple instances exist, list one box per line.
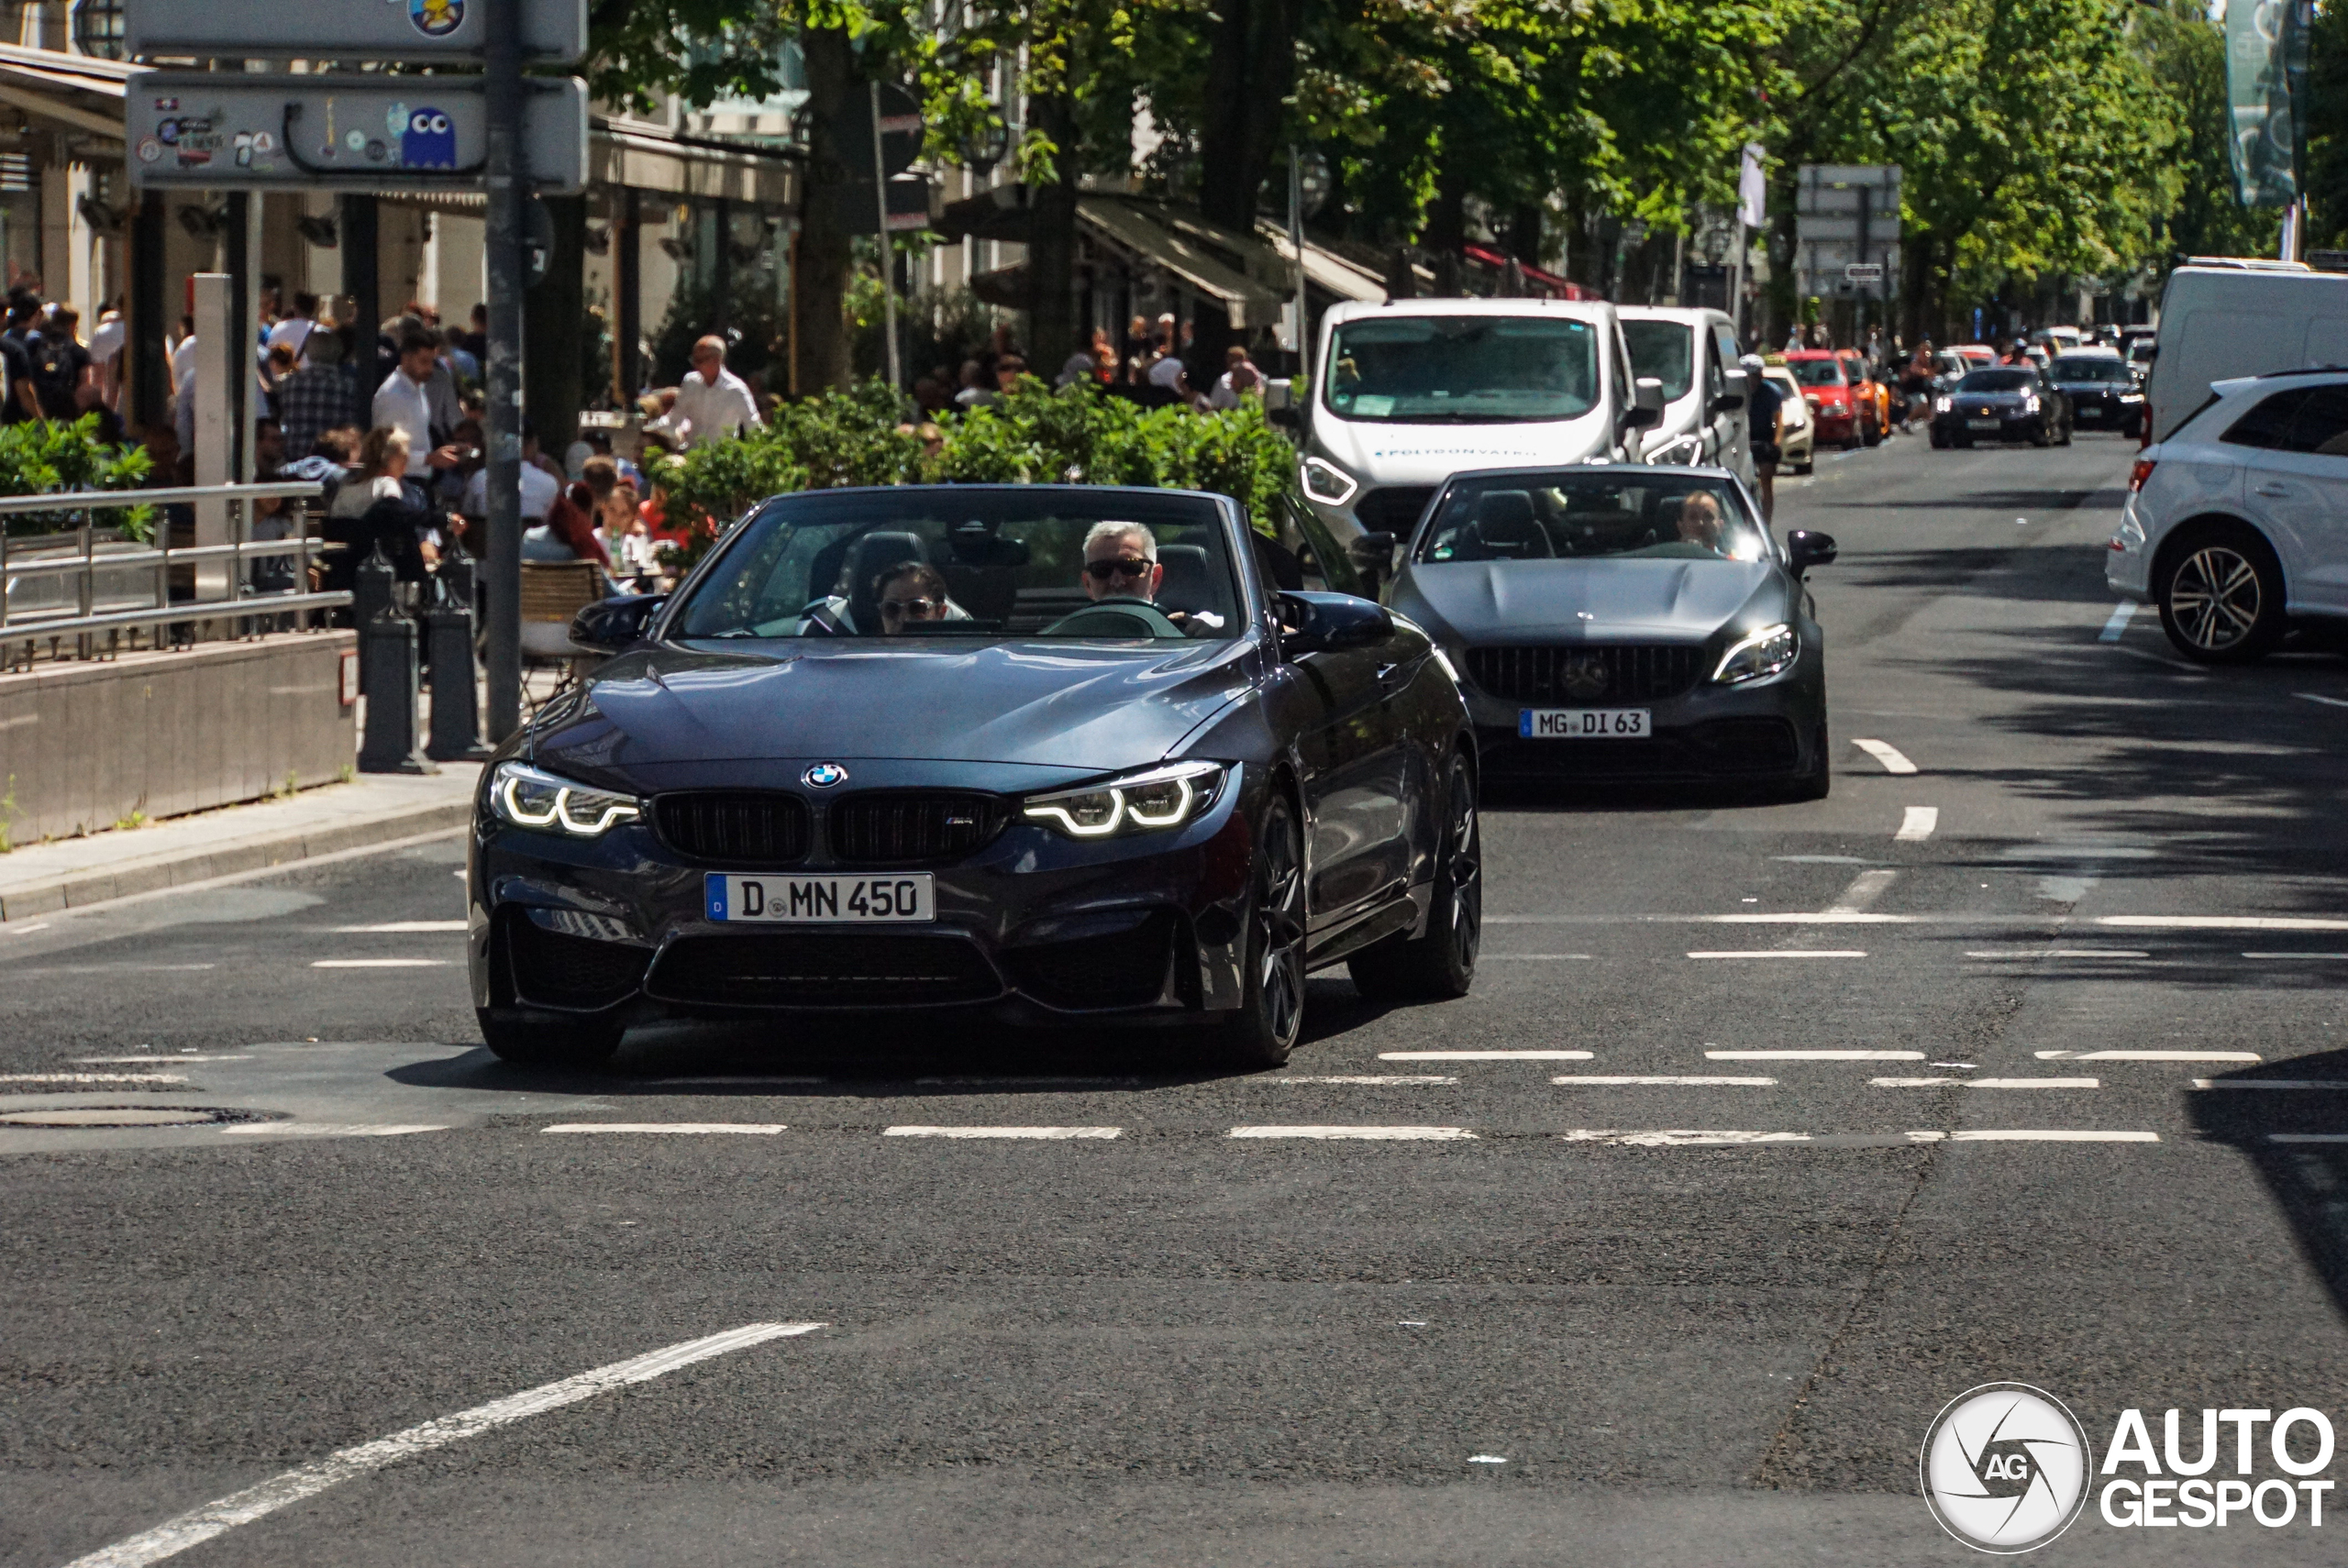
left=1215, top=792, right=1306, bottom=1066
left=477, top=1007, right=626, bottom=1067
left=1784, top=716, right=1832, bottom=802
left=1348, top=751, right=1482, bottom=1002
left=2157, top=526, right=2287, bottom=665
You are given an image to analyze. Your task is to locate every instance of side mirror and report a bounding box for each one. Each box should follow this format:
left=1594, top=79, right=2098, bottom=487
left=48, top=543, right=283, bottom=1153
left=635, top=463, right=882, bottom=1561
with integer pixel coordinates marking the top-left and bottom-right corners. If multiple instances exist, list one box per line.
left=1268, top=403, right=1302, bottom=431
left=1785, top=530, right=1837, bottom=574
left=1346, top=530, right=1398, bottom=599
left=1710, top=392, right=1745, bottom=416
left=1623, top=374, right=1666, bottom=430
left=1263, top=378, right=1293, bottom=412
left=570, top=591, right=668, bottom=655
left=1279, top=590, right=1393, bottom=657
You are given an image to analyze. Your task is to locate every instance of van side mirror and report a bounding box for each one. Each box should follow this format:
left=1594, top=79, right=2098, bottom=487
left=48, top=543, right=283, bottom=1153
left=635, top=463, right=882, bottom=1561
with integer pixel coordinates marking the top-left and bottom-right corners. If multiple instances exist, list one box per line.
left=1268, top=404, right=1302, bottom=430
left=1279, top=591, right=1393, bottom=657
left=1624, top=375, right=1667, bottom=430
left=1785, top=531, right=1837, bottom=574
left=570, top=592, right=667, bottom=655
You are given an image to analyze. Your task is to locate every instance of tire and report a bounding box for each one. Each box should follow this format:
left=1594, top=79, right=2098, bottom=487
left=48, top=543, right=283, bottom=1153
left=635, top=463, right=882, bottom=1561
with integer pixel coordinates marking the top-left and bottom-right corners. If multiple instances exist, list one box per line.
left=2058, top=417, right=2072, bottom=447
left=2157, top=525, right=2287, bottom=664
left=1783, top=718, right=1831, bottom=801
left=1929, top=428, right=1949, bottom=449
left=2031, top=422, right=2051, bottom=448
left=1348, top=751, right=1482, bottom=1002
left=1793, top=458, right=1814, bottom=475
left=477, top=1007, right=625, bottom=1067
left=1862, top=414, right=1882, bottom=447
left=1211, top=791, right=1306, bottom=1067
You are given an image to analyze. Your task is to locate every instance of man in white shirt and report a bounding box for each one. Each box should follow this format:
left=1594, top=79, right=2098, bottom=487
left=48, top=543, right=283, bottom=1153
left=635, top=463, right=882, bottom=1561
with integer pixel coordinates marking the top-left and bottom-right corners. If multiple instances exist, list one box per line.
left=1207, top=345, right=1263, bottom=410
left=671, top=336, right=763, bottom=447
left=264, top=292, right=318, bottom=368
left=461, top=424, right=560, bottom=521
left=372, top=326, right=465, bottom=475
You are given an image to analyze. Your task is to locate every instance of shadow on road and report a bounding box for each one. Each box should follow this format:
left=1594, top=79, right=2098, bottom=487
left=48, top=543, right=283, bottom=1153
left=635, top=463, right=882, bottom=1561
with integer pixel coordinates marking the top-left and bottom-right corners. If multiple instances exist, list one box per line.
left=2189, top=1055, right=2348, bottom=1323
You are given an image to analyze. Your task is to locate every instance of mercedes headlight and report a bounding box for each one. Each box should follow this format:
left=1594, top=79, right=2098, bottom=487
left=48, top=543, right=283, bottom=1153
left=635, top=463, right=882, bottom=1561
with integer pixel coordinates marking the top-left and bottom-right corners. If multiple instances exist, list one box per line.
left=1711, top=623, right=1798, bottom=685
left=489, top=760, right=643, bottom=837
left=1022, top=761, right=1226, bottom=839
left=1301, top=456, right=1359, bottom=507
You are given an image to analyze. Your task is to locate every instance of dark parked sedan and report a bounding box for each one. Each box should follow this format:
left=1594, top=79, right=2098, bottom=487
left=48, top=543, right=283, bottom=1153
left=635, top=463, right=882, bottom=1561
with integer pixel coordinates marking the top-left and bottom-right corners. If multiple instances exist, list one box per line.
left=469, top=485, right=1479, bottom=1069
left=1384, top=465, right=1835, bottom=793
left=1929, top=367, right=2073, bottom=447
left=2044, top=353, right=2144, bottom=436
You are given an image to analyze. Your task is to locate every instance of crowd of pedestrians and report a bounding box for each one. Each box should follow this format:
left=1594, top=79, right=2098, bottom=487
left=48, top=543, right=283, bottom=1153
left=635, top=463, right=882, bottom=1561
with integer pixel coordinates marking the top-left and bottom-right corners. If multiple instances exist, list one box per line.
left=908, top=315, right=1273, bottom=417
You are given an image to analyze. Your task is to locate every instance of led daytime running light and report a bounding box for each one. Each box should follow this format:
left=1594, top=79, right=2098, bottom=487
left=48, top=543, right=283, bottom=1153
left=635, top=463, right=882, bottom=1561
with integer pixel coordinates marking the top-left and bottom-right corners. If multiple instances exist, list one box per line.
left=1022, top=763, right=1224, bottom=839
left=1711, top=623, right=1797, bottom=685
left=492, top=764, right=642, bottom=837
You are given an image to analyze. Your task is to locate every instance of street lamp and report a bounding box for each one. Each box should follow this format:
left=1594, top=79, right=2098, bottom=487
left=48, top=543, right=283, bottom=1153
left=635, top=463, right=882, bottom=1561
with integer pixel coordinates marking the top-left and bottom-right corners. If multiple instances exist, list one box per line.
left=959, top=118, right=1010, bottom=177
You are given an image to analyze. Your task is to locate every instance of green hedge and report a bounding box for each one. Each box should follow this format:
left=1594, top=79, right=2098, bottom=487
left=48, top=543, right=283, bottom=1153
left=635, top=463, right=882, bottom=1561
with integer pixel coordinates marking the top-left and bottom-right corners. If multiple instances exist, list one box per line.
left=650, top=379, right=1297, bottom=561
left=0, top=415, right=154, bottom=539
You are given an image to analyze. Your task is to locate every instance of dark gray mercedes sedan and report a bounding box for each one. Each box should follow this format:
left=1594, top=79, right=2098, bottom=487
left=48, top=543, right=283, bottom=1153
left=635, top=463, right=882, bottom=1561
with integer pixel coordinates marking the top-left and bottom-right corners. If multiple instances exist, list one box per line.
left=1383, top=464, right=1835, bottom=794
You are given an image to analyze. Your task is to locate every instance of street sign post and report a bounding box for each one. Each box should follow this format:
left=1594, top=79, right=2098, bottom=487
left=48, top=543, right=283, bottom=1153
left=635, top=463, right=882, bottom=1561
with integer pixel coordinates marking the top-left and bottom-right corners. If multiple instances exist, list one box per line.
left=1795, top=163, right=1899, bottom=304
left=125, top=0, right=585, bottom=62
left=126, top=73, right=588, bottom=195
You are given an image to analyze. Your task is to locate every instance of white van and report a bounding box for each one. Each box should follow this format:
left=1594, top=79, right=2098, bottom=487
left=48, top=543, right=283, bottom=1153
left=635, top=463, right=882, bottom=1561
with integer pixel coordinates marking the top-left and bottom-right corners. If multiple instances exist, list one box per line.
left=1294, top=298, right=1663, bottom=547
left=2145, top=262, right=2348, bottom=441
left=1618, top=305, right=1754, bottom=487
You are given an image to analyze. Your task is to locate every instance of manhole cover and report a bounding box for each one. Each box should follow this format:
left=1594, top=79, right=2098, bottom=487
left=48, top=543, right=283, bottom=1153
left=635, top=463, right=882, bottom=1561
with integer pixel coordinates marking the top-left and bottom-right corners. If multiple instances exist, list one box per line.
left=0, top=1106, right=266, bottom=1128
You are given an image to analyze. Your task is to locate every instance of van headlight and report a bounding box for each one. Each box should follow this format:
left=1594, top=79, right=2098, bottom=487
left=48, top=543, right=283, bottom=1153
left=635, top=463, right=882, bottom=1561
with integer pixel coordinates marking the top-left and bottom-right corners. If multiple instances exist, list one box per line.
left=1301, top=457, right=1359, bottom=507
left=1022, top=761, right=1226, bottom=839
left=489, top=761, right=643, bottom=837
left=1711, top=623, right=1798, bottom=685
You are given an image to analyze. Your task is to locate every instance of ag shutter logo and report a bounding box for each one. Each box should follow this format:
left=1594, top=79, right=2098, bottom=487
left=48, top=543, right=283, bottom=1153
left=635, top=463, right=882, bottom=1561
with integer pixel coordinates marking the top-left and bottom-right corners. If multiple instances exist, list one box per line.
left=1921, top=1383, right=2093, bottom=1552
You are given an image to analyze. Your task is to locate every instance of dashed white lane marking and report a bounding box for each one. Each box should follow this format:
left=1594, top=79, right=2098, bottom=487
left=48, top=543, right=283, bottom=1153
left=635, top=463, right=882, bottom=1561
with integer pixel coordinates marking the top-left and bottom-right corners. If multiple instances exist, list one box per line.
left=1689, top=950, right=1868, bottom=959
left=2296, top=692, right=2348, bottom=709
left=1710, top=1049, right=1923, bottom=1061
left=2195, top=1079, right=2348, bottom=1090
left=310, top=959, right=454, bottom=968
left=75, top=1055, right=251, bottom=1064
left=333, top=921, right=469, bottom=933
left=5, top=921, right=49, bottom=934
left=541, top=1123, right=785, bottom=1135
left=1967, top=948, right=2149, bottom=959
left=1468, top=1454, right=1509, bottom=1463
left=62, top=1321, right=824, bottom=1568
left=2098, top=915, right=2348, bottom=932
left=1870, top=1077, right=2100, bottom=1089
left=1229, top=1125, right=1477, bottom=1141
left=2099, top=602, right=2139, bottom=642
left=0, top=1072, right=186, bottom=1084
left=1827, top=869, right=1898, bottom=913
left=1481, top=954, right=1594, bottom=960
left=1270, top=1076, right=1459, bottom=1085
left=222, top=1124, right=448, bottom=1138
left=1897, top=807, right=1939, bottom=843
left=1852, top=738, right=1919, bottom=775
left=2036, top=1049, right=2261, bottom=1062
left=1564, top=1130, right=1810, bottom=1146
left=2244, top=951, right=2348, bottom=959
left=1920, top=1130, right=2160, bottom=1143
left=1551, top=1076, right=1777, bottom=1087
left=1378, top=1050, right=1593, bottom=1061
left=883, top=1126, right=1122, bottom=1140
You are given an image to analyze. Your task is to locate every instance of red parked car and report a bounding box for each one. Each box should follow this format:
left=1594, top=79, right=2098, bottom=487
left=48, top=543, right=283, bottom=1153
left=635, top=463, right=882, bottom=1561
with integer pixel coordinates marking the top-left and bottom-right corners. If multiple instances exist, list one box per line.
left=1784, top=350, right=1866, bottom=451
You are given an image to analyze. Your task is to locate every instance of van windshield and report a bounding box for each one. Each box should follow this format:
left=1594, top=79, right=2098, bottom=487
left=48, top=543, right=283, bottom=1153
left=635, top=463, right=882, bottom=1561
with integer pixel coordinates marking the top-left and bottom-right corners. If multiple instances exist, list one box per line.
left=1324, top=315, right=1600, bottom=424
left=1621, top=320, right=1695, bottom=402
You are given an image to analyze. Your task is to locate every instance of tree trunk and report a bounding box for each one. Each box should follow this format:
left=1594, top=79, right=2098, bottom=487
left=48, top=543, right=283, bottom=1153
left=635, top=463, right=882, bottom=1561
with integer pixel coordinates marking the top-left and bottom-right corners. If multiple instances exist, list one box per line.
left=1195, top=0, right=1306, bottom=232
left=1026, top=91, right=1080, bottom=373
left=794, top=26, right=856, bottom=394
left=524, top=193, right=586, bottom=458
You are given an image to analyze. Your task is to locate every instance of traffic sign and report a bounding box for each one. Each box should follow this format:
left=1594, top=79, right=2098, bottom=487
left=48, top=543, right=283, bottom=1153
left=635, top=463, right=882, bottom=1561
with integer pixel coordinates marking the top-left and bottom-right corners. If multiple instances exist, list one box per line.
left=1795, top=162, right=1899, bottom=299
left=1844, top=262, right=1884, bottom=284
left=127, top=72, right=588, bottom=195
left=125, top=0, right=587, bottom=63
left=830, top=83, right=925, bottom=180
left=836, top=177, right=936, bottom=236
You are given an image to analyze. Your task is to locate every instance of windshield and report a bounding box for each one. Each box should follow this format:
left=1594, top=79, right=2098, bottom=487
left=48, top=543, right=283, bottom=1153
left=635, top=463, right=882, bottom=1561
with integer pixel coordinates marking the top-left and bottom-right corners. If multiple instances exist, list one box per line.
left=1787, top=358, right=1844, bottom=387
left=1414, top=472, right=1771, bottom=565
left=1621, top=320, right=1695, bottom=402
left=669, top=491, right=1244, bottom=641
left=2051, top=358, right=2131, bottom=382
left=1324, top=315, right=1600, bottom=424
left=1957, top=369, right=2036, bottom=392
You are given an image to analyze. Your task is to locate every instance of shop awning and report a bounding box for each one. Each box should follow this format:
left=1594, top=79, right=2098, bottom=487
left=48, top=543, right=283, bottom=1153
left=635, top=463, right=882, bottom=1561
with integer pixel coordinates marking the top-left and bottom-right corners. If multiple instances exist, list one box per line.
left=1254, top=225, right=1388, bottom=304
left=1077, top=196, right=1283, bottom=329
left=0, top=42, right=133, bottom=142
left=592, top=117, right=797, bottom=207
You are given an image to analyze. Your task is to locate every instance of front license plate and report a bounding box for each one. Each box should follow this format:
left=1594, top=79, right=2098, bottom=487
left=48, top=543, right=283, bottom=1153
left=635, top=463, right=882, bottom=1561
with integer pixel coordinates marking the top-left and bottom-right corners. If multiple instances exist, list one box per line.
left=1521, top=708, right=1651, bottom=739
left=704, top=872, right=935, bottom=922
left=1966, top=418, right=2001, bottom=431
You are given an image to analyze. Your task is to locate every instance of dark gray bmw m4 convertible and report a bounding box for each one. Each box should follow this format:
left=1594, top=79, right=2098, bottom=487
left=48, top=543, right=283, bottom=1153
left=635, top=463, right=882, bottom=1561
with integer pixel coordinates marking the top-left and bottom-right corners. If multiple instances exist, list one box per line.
left=1384, top=465, right=1836, bottom=793
left=469, top=485, right=1479, bottom=1070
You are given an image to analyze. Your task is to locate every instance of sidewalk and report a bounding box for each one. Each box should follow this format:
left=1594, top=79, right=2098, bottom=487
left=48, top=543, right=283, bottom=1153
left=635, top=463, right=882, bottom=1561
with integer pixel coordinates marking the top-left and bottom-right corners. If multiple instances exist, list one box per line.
left=0, top=764, right=482, bottom=921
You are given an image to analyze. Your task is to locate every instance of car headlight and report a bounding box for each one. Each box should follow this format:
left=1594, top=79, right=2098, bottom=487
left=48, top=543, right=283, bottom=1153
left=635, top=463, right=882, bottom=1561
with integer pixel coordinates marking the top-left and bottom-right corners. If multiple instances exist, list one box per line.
left=2121, top=391, right=2143, bottom=402
left=1021, top=760, right=1226, bottom=839
left=489, top=760, right=643, bottom=837
left=1301, top=456, right=1359, bottom=507
left=1933, top=394, right=1952, bottom=413
left=1711, top=623, right=1798, bottom=685
left=2021, top=396, right=2039, bottom=413
left=1803, top=394, right=1822, bottom=410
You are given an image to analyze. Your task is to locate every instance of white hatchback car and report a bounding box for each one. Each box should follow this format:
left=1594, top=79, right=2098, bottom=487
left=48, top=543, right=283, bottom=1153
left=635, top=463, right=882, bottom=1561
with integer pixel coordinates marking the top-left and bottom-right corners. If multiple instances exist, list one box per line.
left=2108, top=368, right=2348, bottom=662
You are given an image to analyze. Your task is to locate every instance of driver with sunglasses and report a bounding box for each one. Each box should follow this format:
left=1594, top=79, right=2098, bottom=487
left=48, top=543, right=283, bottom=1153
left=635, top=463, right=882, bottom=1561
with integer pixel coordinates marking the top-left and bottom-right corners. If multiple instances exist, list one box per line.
left=1080, top=520, right=1182, bottom=617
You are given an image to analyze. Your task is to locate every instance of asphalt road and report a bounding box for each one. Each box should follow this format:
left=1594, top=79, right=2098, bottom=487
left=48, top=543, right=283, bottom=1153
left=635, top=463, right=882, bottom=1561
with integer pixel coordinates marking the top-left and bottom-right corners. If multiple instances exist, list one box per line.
left=7, top=427, right=2348, bottom=1566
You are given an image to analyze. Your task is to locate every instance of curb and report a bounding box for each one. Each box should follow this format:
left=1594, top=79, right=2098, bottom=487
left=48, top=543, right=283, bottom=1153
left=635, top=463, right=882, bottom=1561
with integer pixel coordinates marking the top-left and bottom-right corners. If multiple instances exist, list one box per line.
left=0, top=800, right=473, bottom=922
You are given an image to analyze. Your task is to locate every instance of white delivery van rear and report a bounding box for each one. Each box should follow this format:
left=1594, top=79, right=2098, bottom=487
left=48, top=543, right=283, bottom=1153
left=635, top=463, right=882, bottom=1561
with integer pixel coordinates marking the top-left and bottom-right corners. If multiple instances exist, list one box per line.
left=2147, top=265, right=2348, bottom=441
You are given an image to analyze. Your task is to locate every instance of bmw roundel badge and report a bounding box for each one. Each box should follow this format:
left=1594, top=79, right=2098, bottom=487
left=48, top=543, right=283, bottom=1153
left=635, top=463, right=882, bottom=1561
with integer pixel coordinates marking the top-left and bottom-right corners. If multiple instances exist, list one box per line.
left=803, top=762, right=848, bottom=789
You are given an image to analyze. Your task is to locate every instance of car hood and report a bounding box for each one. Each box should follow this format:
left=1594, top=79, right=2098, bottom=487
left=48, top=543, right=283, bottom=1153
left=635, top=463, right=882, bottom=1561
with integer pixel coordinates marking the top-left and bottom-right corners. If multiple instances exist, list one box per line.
left=526, top=637, right=1260, bottom=782
left=1396, top=558, right=1782, bottom=643
left=1314, top=409, right=1617, bottom=487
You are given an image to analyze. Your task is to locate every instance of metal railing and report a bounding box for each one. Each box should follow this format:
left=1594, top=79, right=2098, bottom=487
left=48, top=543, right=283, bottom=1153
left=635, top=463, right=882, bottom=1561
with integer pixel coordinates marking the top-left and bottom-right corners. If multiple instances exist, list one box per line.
left=0, top=480, right=351, bottom=664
